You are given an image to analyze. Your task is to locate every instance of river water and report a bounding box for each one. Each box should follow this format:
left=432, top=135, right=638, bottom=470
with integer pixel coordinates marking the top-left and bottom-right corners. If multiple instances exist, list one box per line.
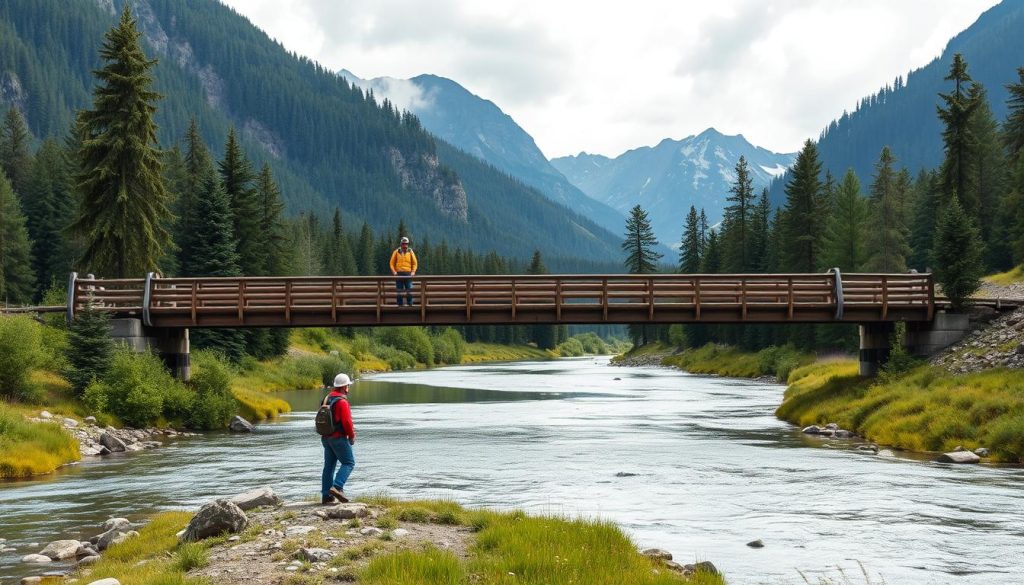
left=2, top=357, right=1022, bottom=584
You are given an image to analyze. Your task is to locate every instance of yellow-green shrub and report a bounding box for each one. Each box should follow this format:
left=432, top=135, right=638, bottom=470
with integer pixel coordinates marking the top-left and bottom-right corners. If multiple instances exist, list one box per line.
left=0, top=315, right=44, bottom=400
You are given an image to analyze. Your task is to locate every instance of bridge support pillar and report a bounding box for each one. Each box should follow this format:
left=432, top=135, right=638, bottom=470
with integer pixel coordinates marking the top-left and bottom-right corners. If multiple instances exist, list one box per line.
left=903, top=312, right=970, bottom=358
left=110, top=318, right=191, bottom=381
left=858, top=322, right=894, bottom=377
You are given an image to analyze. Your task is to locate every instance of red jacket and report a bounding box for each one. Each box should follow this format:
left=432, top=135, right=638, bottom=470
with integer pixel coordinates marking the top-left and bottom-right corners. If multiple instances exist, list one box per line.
left=326, top=390, right=355, bottom=441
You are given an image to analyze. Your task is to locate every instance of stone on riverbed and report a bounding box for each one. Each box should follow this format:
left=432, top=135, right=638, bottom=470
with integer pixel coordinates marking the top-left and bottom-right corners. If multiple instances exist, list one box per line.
left=229, top=416, right=255, bottom=433
left=21, top=554, right=51, bottom=564
left=102, top=518, right=131, bottom=532
left=937, top=451, right=981, bottom=464
left=78, top=555, right=101, bottom=566
left=99, top=432, right=127, bottom=453
left=230, top=487, right=281, bottom=511
left=746, top=539, right=764, bottom=548
left=801, top=425, right=822, bottom=435
left=641, top=548, right=672, bottom=560
left=84, top=416, right=97, bottom=425
left=295, top=548, right=334, bottom=562
left=39, top=540, right=80, bottom=560
left=974, top=447, right=990, bottom=457
left=39, top=411, right=53, bottom=420
left=834, top=430, right=856, bottom=439
left=324, top=503, right=369, bottom=520
left=181, top=499, right=248, bottom=542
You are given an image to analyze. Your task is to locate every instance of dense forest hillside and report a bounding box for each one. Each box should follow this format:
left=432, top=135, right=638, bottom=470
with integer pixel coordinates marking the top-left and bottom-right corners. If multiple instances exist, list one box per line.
left=768, top=0, right=1024, bottom=207
left=0, top=0, right=623, bottom=263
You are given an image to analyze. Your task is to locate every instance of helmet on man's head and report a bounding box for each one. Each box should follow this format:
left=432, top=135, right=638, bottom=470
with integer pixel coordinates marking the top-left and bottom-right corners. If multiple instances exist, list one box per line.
left=400, top=237, right=409, bottom=244
left=333, top=373, right=352, bottom=388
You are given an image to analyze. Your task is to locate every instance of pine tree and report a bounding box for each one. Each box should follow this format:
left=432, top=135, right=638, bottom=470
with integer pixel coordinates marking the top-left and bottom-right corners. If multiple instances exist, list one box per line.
left=822, top=169, right=869, bottom=271
left=864, top=147, right=910, bottom=272
left=0, top=173, right=35, bottom=303
left=255, top=163, right=291, bottom=277
left=933, top=195, right=983, bottom=309
left=175, top=120, right=208, bottom=273
left=527, top=249, right=557, bottom=349
left=749, top=190, right=771, bottom=272
left=937, top=53, right=979, bottom=216
left=323, top=208, right=357, bottom=276
left=701, top=230, right=721, bottom=273
left=65, top=300, right=114, bottom=394
left=679, top=206, right=703, bottom=273
left=0, top=106, right=33, bottom=198
left=908, top=170, right=940, bottom=270
left=23, top=139, right=75, bottom=295
left=622, top=205, right=662, bottom=274
left=723, top=156, right=755, bottom=271
left=1003, top=67, right=1024, bottom=163
left=219, top=128, right=261, bottom=274
left=967, top=83, right=1008, bottom=268
left=70, top=6, right=171, bottom=278
left=356, top=222, right=375, bottom=276
left=781, top=139, right=825, bottom=272
left=160, top=145, right=186, bottom=276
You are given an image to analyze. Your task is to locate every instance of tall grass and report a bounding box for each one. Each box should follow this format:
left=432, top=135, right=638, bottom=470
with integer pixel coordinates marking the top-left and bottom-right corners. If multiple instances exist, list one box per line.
left=777, top=361, right=1024, bottom=461
left=81, top=511, right=206, bottom=585
left=983, top=266, right=1024, bottom=285
left=0, top=405, right=80, bottom=478
left=662, top=344, right=813, bottom=381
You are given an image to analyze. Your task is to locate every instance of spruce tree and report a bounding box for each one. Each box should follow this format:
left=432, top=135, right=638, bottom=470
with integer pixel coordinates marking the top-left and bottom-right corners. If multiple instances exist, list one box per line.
left=933, top=195, right=983, bottom=309
left=908, top=170, right=940, bottom=270
left=65, top=300, right=114, bottom=394
left=937, top=53, right=979, bottom=216
left=0, top=106, right=33, bottom=198
left=701, top=230, right=721, bottom=273
left=967, top=84, right=1008, bottom=268
left=527, top=249, right=556, bottom=349
left=749, top=190, right=771, bottom=272
left=864, top=147, right=910, bottom=272
left=256, top=163, right=292, bottom=277
left=1003, top=67, right=1024, bottom=163
left=219, top=128, right=262, bottom=274
left=23, top=139, right=75, bottom=295
left=781, top=139, right=825, bottom=272
left=356, top=222, right=375, bottom=276
left=160, top=145, right=187, bottom=276
left=70, top=6, right=171, bottom=278
left=723, top=156, right=755, bottom=271
left=175, top=120, right=208, bottom=273
left=0, top=173, right=35, bottom=303
left=622, top=205, right=662, bottom=274
left=679, top=206, right=703, bottom=273
left=822, top=168, right=869, bottom=271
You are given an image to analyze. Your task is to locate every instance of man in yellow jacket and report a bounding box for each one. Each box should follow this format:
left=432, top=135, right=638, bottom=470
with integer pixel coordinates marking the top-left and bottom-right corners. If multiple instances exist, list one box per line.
left=389, top=236, right=418, bottom=306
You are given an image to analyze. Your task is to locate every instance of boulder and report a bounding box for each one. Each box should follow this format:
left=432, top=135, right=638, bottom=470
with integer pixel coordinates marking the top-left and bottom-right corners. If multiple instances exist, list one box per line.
left=746, top=539, right=764, bottom=548
left=359, top=527, right=384, bottom=537
left=937, top=451, right=981, bottom=464
left=664, top=560, right=686, bottom=573
left=181, top=499, right=248, bottom=542
left=84, top=416, right=97, bottom=425
left=102, top=518, right=131, bottom=532
left=39, top=539, right=81, bottom=560
left=63, top=418, right=79, bottom=428
left=641, top=548, right=672, bottom=561
left=21, top=554, right=51, bottom=564
left=21, top=577, right=43, bottom=585
left=295, top=548, right=334, bottom=563
left=324, top=504, right=369, bottom=520
left=834, top=430, right=856, bottom=439
left=75, top=544, right=98, bottom=558
left=392, top=528, right=410, bottom=538
left=687, top=561, right=720, bottom=575
left=99, top=432, right=127, bottom=453
left=974, top=447, right=990, bottom=457
left=39, top=411, right=53, bottom=420
left=87, top=579, right=121, bottom=585
left=78, top=555, right=101, bottom=566
left=229, top=416, right=255, bottom=433
left=801, top=425, right=822, bottom=435
left=230, top=487, right=281, bottom=511
left=824, top=423, right=839, bottom=430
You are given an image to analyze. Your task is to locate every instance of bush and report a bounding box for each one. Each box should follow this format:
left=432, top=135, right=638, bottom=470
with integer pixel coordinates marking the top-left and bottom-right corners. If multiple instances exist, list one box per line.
left=187, top=352, right=238, bottom=429
left=555, top=337, right=585, bottom=357
left=300, top=328, right=333, bottom=351
left=371, top=343, right=417, bottom=370
left=351, top=335, right=373, bottom=359
left=574, top=332, right=609, bottom=355
left=376, top=327, right=434, bottom=365
left=93, top=349, right=179, bottom=428
left=0, top=316, right=44, bottom=400
left=318, top=353, right=357, bottom=387
left=430, top=329, right=465, bottom=364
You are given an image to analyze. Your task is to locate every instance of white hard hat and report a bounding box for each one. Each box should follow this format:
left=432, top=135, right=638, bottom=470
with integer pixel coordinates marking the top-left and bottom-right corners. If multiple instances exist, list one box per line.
left=400, top=236, right=409, bottom=244
left=333, top=373, right=352, bottom=388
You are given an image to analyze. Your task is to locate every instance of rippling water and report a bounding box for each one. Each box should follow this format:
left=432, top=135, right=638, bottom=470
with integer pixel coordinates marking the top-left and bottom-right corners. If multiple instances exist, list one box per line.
left=2, top=357, right=1022, bottom=584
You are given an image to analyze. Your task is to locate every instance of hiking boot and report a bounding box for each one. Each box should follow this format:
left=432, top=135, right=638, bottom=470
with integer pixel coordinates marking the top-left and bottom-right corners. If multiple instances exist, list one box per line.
left=329, top=487, right=349, bottom=503
left=321, top=494, right=335, bottom=505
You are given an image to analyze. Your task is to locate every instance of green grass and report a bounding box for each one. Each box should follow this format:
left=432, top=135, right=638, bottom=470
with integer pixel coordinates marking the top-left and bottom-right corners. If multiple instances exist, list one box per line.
left=460, top=343, right=550, bottom=364
left=80, top=511, right=208, bottom=585
left=983, top=266, right=1024, bottom=285
left=0, top=404, right=80, bottom=478
left=661, top=344, right=813, bottom=381
left=610, top=342, right=671, bottom=363
left=777, top=360, right=1024, bottom=461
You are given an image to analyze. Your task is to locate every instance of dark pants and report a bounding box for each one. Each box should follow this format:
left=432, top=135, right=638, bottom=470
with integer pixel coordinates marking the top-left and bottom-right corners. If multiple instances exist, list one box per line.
left=395, top=272, right=414, bottom=306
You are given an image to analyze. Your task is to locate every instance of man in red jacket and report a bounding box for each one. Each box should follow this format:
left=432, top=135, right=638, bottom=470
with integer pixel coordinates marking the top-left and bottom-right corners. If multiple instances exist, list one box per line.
left=322, top=373, right=356, bottom=504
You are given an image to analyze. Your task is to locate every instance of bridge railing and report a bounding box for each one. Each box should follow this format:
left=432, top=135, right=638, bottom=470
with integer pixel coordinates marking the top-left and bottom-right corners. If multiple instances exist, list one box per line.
left=66, top=272, right=934, bottom=326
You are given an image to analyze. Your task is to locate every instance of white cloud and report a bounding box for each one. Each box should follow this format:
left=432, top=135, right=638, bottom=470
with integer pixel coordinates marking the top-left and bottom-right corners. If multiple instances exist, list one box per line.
left=221, top=0, right=999, bottom=158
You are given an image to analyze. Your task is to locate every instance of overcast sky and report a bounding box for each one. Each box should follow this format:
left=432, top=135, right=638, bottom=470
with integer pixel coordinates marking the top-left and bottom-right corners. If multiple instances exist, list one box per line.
left=220, top=0, right=998, bottom=158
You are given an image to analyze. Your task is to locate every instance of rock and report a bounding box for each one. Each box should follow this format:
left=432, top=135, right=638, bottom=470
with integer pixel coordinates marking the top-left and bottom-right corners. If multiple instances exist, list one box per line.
left=687, top=561, right=720, bottom=575
left=801, top=425, right=822, bottom=435
left=392, top=528, right=410, bottom=538
left=39, top=540, right=81, bottom=560
left=21, top=554, right=52, bottom=564
left=359, top=527, right=384, bottom=537
left=974, top=447, right=990, bottom=457
left=227, top=536, right=240, bottom=542
left=937, top=451, right=981, bottom=464
left=295, top=548, right=334, bottom=563
left=285, top=525, right=318, bottom=537
left=21, top=577, right=43, bottom=585
left=324, top=504, right=369, bottom=520
left=614, top=472, right=639, bottom=477
left=75, top=544, right=97, bottom=558
left=99, top=432, right=127, bottom=453
left=664, top=560, right=686, bottom=573
left=641, top=548, right=672, bottom=561
left=97, top=446, right=110, bottom=456
left=229, top=416, right=255, bottom=433
left=834, top=430, right=856, bottom=439
left=77, top=555, right=101, bottom=566
left=39, top=411, right=53, bottom=420
left=746, top=539, right=764, bottom=548
left=824, top=423, right=839, bottom=430
left=84, top=416, right=97, bottom=425
left=613, top=377, right=621, bottom=380
left=102, top=518, right=131, bottom=532
left=953, top=445, right=965, bottom=452
left=181, top=499, right=248, bottom=542
left=230, top=487, right=281, bottom=511
left=96, top=528, right=131, bottom=551
left=86, top=579, right=121, bottom=585
left=856, top=444, right=879, bottom=454
left=63, top=418, right=79, bottom=428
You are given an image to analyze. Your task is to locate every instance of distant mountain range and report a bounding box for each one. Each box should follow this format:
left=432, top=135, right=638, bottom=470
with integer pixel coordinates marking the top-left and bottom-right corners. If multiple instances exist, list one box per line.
left=339, top=70, right=627, bottom=236
left=552, top=129, right=796, bottom=245
left=768, top=0, right=1024, bottom=207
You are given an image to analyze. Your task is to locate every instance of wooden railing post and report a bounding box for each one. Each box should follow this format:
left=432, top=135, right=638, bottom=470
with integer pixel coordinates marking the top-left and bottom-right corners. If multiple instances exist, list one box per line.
left=190, top=281, right=198, bottom=325
left=238, top=280, right=246, bottom=325
left=740, top=277, right=747, bottom=320
left=881, top=275, right=889, bottom=320
left=466, top=279, right=472, bottom=321
left=787, top=276, right=794, bottom=320
left=285, top=280, right=292, bottom=324
left=602, top=278, right=608, bottom=321
left=511, top=278, right=517, bottom=320
left=648, top=277, right=655, bottom=319
left=694, top=277, right=701, bottom=321
left=376, top=280, right=383, bottom=323
left=331, top=280, right=338, bottom=323
left=555, top=280, right=562, bottom=321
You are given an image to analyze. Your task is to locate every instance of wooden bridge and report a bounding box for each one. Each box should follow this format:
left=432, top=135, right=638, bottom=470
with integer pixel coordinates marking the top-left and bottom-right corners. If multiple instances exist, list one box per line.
left=65, top=271, right=936, bottom=328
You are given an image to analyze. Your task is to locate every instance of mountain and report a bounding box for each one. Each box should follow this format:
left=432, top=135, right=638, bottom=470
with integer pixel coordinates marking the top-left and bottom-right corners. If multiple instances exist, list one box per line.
left=0, top=0, right=624, bottom=265
left=768, top=0, right=1024, bottom=207
left=339, top=71, right=627, bottom=235
left=551, top=128, right=795, bottom=245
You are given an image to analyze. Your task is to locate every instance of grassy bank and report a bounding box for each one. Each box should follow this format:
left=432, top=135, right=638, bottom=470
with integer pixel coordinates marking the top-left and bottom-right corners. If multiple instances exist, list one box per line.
left=616, top=342, right=813, bottom=382
left=777, top=360, right=1024, bottom=462
left=983, top=266, right=1024, bottom=285
left=74, top=498, right=725, bottom=585
left=0, top=406, right=80, bottom=478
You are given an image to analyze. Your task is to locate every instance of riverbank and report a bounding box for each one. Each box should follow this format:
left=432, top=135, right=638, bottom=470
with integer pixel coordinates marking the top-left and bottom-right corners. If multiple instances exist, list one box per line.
left=613, top=342, right=812, bottom=382
left=21, top=487, right=724, bottom=585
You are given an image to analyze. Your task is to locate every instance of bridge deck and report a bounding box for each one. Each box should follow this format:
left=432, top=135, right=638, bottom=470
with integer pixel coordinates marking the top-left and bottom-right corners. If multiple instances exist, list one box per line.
left=65, top=272, right=935, bottom=327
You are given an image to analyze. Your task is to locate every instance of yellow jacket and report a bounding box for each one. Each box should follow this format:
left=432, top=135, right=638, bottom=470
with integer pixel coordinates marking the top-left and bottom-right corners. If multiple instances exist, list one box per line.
left=389, top=248, right=418, bottom=273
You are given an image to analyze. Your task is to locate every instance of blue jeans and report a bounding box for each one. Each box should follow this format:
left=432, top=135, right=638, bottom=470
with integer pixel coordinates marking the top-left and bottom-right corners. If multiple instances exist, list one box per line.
left=321, top=436, right=355, bottom=497
left=395, top=272, right=414, bottom=306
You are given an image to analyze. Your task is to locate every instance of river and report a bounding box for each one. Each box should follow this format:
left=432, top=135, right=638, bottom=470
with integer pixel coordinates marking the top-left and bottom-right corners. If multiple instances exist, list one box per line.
left=2, top=357, right=1022, bottom=584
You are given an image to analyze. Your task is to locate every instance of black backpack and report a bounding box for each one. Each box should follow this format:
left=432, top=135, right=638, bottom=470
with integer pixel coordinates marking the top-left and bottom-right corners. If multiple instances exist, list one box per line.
left=315, top=395, right=342, bottom=436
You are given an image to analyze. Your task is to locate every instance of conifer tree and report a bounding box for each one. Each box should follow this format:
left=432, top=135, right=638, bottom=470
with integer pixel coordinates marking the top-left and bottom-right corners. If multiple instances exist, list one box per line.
left=323, top=208, right=357, bottom=276
left=864, top=147, right=910, bottom=272
left=723, top=156, right=755, bottom=271
left=933, top=195, right=983, bottom=309
left=967, top=84, right=1008, bottom=267
left=749, top=190, right=771, bottom=272
left=701, top=229, right=721, bottom=273
left=679, top=206, right=703, bottom=273
left=822, top=169, right=869, bottom=271
left=255, top=163, right=291, bottom=277
left=23, top=139, right=75, bottom=294
left=622, top=205, right=662, bottom=274
left=356, top=222, right=375, bottom=276
left=781, top=140, right=825, bottom=272
left=527, top=249, right=556, bottom=349
left=175, top=120, right=208, bottom=272
left=65, top=300, right=114, bottom=394
left=0, top=173, right=35, bottom=303
left=1003, top=67, right=1024, bottom=163
left=0, top=107, right=33, bottom=198
left=71, top=6, right=171, bottom=278
left=219, top=128, right=261, bottom=274
left=160, top=145, right=186, bottom=276
left=908, top=170, right=940, bottom=270
left=937, top=53, right=979, bottom=216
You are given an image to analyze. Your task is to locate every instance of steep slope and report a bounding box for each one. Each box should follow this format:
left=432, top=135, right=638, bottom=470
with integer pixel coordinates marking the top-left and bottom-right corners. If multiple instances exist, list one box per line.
left=0, top=0, right=623, bottom=263
left=552, top=128, right=795, bottom=244
left=341, top=71, right=627, bottom=235
left=768, top=0, right=1024, bottom=207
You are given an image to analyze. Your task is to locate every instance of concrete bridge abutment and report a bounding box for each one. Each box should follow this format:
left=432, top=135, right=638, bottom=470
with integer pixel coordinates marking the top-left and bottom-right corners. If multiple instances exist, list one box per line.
left=858, top=322, right=894, bottom=376
left=110, top=318, right=191, bottom=381
left=858, top=312, right=971, bottom=376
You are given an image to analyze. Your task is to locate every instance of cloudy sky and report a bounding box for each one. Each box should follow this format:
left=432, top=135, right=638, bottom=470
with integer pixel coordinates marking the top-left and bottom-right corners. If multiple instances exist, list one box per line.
left=221, top=0, right=998, bottom=158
